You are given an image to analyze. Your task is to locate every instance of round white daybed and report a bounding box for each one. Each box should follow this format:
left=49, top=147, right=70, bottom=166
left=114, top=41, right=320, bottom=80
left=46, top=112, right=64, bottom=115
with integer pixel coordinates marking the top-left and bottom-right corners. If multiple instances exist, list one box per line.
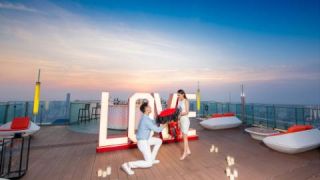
left=263, top=129, right=320, bottom=154
left=245, top=127, right=280, bottom=141
left=200, top=116, right=242, bottom=130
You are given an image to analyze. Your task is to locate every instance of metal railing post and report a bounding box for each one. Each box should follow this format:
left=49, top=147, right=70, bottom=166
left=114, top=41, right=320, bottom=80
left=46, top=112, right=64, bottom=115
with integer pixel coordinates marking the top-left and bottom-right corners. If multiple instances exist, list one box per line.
left=4, top=103, right=9, bottom=124
left=24, top=102, right=29, bottom=117
left=39, top=104, right=43, bottom=125
left=302, top=108, right=305, bottom=125
left=252, top=105, right=255, bottom=125
left=13, top=104, right=17, bottom=119
left=266, top=105, right=269, bottom=128
left=273, top=105, right=276, bottom=128
left=295, top=107, right=298, bottom=125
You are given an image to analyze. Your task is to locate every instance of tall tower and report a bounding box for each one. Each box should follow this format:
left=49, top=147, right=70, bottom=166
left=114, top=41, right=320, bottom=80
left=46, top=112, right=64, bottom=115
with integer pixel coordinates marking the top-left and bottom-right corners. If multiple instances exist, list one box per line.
left=196, top=81, right=201, bottom=117
left=33, top=69, right=41, bottom=123
left=241, top=84, right=246, bottom=122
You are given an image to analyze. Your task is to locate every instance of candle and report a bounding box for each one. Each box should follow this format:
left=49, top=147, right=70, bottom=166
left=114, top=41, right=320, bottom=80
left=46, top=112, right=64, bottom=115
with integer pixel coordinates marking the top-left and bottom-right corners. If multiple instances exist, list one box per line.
left=106, top=166, right=112, bottom=175
left=97, top=169, right=102, bottom=177
left=229, top=175, right=235, bottom=180
left=215, top=147, right=219, bottom=153
left=225, top=167, right=231, bottom=176
left=102, top=171, right=107, bottom=178
left=233, top=169, right=238, bottom=177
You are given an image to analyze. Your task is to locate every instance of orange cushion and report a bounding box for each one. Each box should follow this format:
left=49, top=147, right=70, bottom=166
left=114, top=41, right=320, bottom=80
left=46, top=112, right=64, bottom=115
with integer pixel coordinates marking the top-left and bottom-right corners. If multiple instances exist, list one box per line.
left=10, top=117, right=30, bottom=130
left=287, top=125, right=313, bottom=133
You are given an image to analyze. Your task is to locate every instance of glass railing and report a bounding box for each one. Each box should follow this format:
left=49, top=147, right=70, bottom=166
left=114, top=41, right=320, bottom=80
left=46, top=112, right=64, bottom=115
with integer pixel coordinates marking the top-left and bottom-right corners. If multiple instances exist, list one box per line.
left=193, top=101, right=320, bottom=129
left=0, top=101, right=69, bottom=125
left=69, top=101, right=100, bottom=124
left=0, top=100, right=319, bottom=130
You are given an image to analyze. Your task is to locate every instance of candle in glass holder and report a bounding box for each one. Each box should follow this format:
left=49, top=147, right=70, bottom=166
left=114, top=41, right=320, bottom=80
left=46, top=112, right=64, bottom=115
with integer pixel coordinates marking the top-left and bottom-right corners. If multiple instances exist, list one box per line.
left=102, top=171, right=107, bottom=178
left=215, top=147, right=219, bottom=153
left=229, top=174, right=235, bottom=180
left=106, top=166, right=112, bottom=175
left=97, top=169, right=102, bottom=177
left=227, top=157, right=232, bottom=166
left=233, top=169, right=238, bottom=177
left=231, top=158, right=235, bottom=165
left=225, top=167, right=231, bottom=176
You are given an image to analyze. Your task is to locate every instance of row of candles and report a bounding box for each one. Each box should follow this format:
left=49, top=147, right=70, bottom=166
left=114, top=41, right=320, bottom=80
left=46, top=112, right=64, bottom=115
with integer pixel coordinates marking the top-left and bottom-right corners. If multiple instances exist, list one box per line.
left=98, top=166, right=112, bottom=178
left=210, top=144, right=238, bottom=180
left=209, top=144, right=219, bottom=153
left=226, top=156, right=238, bottom=180
left=209, top=144, right=238, bottom=180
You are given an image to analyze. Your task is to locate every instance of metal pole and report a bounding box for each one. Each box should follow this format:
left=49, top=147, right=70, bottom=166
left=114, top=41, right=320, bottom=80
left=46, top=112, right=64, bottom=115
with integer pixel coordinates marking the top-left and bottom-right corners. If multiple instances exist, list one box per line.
left=37, top=69, right=41, bottom=82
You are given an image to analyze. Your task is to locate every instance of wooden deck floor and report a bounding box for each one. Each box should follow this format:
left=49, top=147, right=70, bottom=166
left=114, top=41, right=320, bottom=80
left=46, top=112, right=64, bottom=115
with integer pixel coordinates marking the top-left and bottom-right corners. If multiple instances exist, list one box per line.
left=23, top=120, right=320, bottom=180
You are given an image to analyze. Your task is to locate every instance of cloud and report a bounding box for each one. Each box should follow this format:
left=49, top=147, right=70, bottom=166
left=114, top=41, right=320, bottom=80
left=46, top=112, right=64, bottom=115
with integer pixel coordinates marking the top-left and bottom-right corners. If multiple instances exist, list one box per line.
left=0, top=1, right=211, bottom=74
left=0, top=2, right=41, bottom=13
left=0, top=0, right=319, bottom=103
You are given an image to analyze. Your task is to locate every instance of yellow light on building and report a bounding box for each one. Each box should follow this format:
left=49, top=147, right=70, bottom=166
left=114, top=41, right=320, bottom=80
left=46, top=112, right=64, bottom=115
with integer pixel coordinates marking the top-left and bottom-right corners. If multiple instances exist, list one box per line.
left=196, top=90, right=201, bottom=111
left=196, top=81, right=201, bottom=111
left=33, top=82, right=41, bottom=115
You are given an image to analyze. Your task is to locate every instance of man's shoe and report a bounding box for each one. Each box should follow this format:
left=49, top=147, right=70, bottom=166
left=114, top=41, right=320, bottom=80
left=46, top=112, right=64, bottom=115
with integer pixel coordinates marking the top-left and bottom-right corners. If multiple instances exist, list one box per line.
left=121, top=163, right=134, bottom=175
left=153, top=160, right=160, bottom=164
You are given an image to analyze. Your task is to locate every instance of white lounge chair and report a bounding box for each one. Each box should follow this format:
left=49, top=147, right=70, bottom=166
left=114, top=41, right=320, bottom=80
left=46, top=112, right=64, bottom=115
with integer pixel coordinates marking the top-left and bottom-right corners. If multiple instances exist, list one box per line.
left=245, top=127, right=280, bottom=141
left=200, top=113, right=242, bottom=130
left=0, top=117, right=40, bottom=137
left=263, top=128, right=320, bottom=154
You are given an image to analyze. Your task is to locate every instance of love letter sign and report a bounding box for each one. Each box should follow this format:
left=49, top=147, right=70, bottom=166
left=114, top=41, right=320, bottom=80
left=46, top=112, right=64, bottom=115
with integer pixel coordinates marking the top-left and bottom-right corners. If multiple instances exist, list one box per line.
left=96, top=92, right=198, bottom=153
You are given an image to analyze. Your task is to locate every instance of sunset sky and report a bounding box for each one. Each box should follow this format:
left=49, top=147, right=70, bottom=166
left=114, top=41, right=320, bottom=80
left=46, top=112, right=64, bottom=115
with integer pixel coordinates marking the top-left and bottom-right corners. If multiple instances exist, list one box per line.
left=0, top=0, right=319, bottom=104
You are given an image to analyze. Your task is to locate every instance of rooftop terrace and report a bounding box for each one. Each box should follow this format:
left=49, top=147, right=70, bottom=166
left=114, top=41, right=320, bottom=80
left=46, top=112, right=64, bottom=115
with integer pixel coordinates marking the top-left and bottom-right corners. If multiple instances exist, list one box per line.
left=23, top=119, right=320, bottom=180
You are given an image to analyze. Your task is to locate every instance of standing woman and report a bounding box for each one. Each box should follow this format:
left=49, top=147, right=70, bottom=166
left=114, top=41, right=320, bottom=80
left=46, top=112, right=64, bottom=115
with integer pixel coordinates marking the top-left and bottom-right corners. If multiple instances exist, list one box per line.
left=177, top=89, right=191, bottom=160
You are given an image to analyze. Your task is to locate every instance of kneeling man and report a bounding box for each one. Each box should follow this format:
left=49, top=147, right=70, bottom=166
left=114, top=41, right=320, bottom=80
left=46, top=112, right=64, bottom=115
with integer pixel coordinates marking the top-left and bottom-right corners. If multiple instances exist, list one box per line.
left=121, top=102, right=164, bottom=175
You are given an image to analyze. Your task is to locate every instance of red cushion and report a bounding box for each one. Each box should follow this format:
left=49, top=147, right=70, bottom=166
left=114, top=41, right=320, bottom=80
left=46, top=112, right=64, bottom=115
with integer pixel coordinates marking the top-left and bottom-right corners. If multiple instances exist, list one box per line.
left=10, top=117, right=30, bottom=130
left=159, top=108, right=176, bottom=117
left=212, top=113, right=223, bottom=118
left=287, top=125, right=313, bottom=133
left=211, top=112, right=235, bottom=118
left=224, top=112, right=235, bottom=116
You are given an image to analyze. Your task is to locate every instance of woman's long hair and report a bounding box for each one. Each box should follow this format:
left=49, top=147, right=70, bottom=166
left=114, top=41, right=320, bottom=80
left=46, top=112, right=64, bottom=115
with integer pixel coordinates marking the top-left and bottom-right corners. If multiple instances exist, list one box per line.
left=177, top=89, right=187, bottom=99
